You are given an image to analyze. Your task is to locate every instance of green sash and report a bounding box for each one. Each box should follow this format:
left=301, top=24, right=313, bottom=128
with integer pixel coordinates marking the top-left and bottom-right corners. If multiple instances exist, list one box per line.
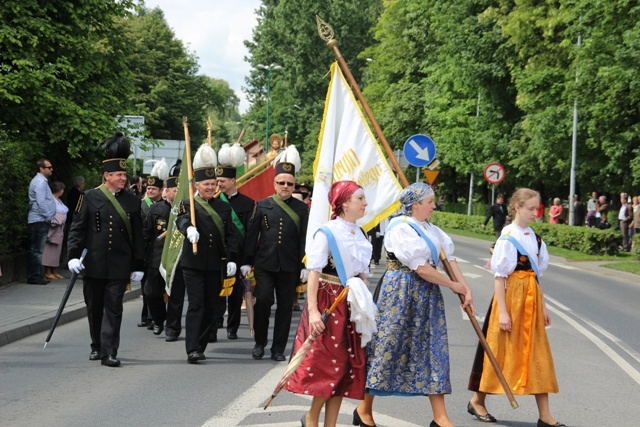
left=195, top=195, right=226, bottom=254
left=271, top=194, right=300, bottom=233
left=220, top=192, right=246, bottom=238
left=98, top=185, right=133, bottom=244
left=143, top=196, right=153, bottom=207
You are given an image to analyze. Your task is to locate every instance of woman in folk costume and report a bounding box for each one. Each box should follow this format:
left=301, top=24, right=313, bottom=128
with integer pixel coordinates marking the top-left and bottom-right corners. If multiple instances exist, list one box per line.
left=467, top=188, right=564, bottom=427
left=287, top=180, right=377, bottom=427
left=355, top=182, right=474, bottom=427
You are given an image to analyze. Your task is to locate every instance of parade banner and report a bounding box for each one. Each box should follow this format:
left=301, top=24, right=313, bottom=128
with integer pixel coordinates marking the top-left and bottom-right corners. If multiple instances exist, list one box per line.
left=306, top=62, right=402, bottom=255
left=159, top=149, right=189, bottom=294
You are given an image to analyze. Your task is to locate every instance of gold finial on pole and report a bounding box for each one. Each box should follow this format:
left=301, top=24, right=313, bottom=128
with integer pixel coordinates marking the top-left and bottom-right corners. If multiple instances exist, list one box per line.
left=206, top=116, right=213, bottom=147
left=315, top=16, right=408, bottom=186
left=315, top=15, right=334, bottom=43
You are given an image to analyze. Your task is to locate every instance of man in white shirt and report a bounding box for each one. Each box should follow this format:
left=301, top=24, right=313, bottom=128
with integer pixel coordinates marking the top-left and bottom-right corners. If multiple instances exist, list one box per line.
left=27, top=159, right=56, bottom=285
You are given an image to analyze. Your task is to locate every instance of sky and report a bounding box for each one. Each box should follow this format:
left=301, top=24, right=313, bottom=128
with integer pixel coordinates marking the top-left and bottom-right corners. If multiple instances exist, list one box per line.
left=142, top=0, right=262, bottom=113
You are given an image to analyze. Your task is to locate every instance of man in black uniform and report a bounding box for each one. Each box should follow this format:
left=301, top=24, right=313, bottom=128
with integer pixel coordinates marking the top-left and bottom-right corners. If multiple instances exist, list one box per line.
left=142, top=160, right=174, bottom=336
left=214, top=166, right=255, bottom=340
left=162, top=163, right=186, bottom=342
left=138, top=165, right=166, bottom=330
left=242, top=162, right=309, bottom=361
left=67, top=132, right=145, bottom=367
left=175, top=145, right=242, bottom=363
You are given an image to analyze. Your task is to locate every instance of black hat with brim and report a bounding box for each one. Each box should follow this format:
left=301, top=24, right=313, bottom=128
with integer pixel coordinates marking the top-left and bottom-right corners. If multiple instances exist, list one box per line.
left=275, top=162, right=295, bottom=177
left=194, top=167, right=216, bottom=182
left=216, top=166, right=236, bottom=179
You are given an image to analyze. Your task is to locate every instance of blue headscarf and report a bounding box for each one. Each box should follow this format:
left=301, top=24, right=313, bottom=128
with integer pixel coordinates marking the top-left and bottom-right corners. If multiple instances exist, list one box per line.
left=399, top=182, right=435, bottom=216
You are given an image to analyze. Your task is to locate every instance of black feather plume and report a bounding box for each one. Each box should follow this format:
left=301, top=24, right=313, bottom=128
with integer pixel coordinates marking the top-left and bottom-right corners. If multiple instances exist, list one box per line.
left=170, top=159, right=182, bottom=177
left=102, top=132, right=131, bottom=159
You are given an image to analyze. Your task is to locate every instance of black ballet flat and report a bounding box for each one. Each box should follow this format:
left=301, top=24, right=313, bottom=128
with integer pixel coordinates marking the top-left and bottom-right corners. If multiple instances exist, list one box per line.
left=353, top=408, right=377, bottom=427
left=537, top=419, right=566, bottom=427
left=301, top=414, right=306, bottom=427
left=467, top=401, right=497, bottom=423
left=430, top=421, right=440, bottom=427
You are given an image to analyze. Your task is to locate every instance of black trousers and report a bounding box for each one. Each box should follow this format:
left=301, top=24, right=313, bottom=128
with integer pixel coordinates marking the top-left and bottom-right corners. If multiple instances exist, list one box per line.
left=165, top=267, right=185, bottom=338
left=214, top=273, right=244, bottom=334
left=144, top=267, right=167, bottom=326
left=253, top=269, right=298, bottom=355
left=183, top=268, right=222, bottom=354
left=140, top=271, right=150, bottom=323
left=82, top=277, right=127, bottom=358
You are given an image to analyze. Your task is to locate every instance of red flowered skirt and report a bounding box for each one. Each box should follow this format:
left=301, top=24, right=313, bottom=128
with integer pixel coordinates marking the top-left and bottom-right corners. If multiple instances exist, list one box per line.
left=286, top=278, right=366, bottom=399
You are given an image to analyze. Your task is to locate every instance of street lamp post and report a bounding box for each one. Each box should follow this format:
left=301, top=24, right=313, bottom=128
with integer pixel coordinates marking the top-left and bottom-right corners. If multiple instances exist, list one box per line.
left=257, top=63, right=283, bottom=145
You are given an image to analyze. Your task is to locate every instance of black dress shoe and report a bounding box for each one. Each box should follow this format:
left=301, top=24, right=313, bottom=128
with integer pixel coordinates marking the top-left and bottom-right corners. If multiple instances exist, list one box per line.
left=187, top=351, right=205, bottom=363
left=467, top=401, right=497, bottom=423
left=27, top=280, right=50, bottom=285
left=227, top=332, right=238, bottom=340
left=137, top=320, right=148, bottom=327
left=353, top=408, right=377, bottom=427
left=89, top=350, right=100, bottom=361
left=165, top=335, right=178, bottom=342
left=252, top=344, right=265, bottom=360
left=153, top=324, right=164, bottom=335
left=146, top=321, right=155, bottom=331
left=101, top=355, right=121, bottom=367
left=537, top=419, right=566, bottom=427
left=271, top=352, right=286, bottom=362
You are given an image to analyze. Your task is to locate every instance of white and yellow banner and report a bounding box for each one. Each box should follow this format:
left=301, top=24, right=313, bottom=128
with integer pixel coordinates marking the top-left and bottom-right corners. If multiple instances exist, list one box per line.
left=306, top=62, right=402, bottom=255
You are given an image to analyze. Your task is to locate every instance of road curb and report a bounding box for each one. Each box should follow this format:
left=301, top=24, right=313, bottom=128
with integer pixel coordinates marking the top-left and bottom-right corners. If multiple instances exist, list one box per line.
left=0, top=287, right=141, bottom=348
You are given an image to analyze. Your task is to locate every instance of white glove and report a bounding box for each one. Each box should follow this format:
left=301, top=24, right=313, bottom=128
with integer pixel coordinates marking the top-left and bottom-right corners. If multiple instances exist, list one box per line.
left=300, top=268, right=309, bottom=283
left=240, top=265, right=252, bottom=276
left=186, top=226, right=199, bottom=244
left=130, top=271, right=144, bottom=282
left=68, top=258, right=85, bottom=274
left=375, top=232, right=381, bottom=238
left=226, top=262, right=237, bottom=277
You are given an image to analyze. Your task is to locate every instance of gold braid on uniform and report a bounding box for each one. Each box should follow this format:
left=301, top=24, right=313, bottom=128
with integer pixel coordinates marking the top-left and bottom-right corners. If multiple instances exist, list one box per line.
left=75, top=194, right=84, bottom=213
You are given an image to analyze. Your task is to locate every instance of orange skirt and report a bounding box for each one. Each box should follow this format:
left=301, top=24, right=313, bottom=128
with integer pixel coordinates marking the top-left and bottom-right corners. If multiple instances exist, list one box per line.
left=478, top=270, right=559, bottom=395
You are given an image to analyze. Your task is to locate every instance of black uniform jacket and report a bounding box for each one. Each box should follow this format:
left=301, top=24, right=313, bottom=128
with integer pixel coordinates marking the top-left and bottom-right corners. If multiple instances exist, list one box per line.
left=175, top=197, right=241, bottom=272
left=143, top=199, right=171, bottom=269
left=224, top=191, right=255, bottom=253
left=243, top=195, right=308, bottom=273
left=67, top=187, right=145, bottom=280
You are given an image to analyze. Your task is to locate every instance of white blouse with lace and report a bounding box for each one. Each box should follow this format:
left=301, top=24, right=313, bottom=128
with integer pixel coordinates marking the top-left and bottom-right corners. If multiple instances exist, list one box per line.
left=491, top=223, right=549, bottom=278
left=384, top=216, right=455, bottom=271
left=307, top=217, right=372, bottom=277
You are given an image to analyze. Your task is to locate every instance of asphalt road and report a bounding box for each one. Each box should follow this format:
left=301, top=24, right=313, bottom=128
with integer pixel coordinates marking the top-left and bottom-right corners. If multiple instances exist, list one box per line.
left=1, top=234, right=638, bottom=427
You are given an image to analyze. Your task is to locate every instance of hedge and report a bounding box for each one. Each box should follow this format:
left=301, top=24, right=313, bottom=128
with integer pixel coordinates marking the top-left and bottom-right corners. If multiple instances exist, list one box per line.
left=431, top=211, right=620, bottom=256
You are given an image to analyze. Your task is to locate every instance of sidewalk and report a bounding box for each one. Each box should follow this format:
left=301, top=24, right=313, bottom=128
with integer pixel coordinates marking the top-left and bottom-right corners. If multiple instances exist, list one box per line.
left=0, top=270, right=141, bottom=347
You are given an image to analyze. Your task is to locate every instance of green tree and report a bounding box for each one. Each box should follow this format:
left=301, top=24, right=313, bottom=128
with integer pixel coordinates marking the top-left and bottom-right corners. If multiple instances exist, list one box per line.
left=124, top=7, right=214, bottom=141
left=243, top=0, right=383, bottom=172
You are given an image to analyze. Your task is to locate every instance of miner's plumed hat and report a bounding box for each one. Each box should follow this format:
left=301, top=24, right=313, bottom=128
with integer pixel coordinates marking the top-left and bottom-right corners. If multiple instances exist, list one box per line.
left=275, top=161, right=295, bottom=177
left=101, top=132, right=130, bottom=172
left=215, top=166, right=236, bottom=179
left=165, top=159, right=181, bottom=188
left=147, top=158, right=169, bottom=188
left=193, top=143, right=218, bottom=183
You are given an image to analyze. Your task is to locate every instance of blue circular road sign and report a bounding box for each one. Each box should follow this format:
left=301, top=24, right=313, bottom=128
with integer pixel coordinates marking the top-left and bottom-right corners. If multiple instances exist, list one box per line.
left=403, top=134, right=436, bottom=167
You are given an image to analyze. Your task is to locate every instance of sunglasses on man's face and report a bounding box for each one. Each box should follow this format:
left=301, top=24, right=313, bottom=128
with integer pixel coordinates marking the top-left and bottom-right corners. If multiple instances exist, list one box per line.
left=275, top=181, right=295, bottom=187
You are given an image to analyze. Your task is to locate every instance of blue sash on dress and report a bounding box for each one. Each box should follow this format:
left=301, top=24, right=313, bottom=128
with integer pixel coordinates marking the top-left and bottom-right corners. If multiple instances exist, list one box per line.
left=500, top=234, right=539, bottom=277
left=315, top=225, right=348, bottom=286
left=387, top=217, right=438, bottom=266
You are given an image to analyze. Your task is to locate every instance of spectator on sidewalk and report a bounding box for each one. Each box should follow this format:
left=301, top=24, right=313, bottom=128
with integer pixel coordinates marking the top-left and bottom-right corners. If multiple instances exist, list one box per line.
left=596, top=195, right=609, bottom=228
left=27, top=159, right=57, bottom=285
left=43, top=182, right=68, bottom=280
left=549, top=198, right=563, bottom=224
left=586, top=192, right=598, bottom=227
left=573, top=194, right=586, bottom=226
left=482, top=194, right=508, bottom=238
left=536, top=200, right=545, bottom=223
left=618, top=193, right=633, bottom=252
